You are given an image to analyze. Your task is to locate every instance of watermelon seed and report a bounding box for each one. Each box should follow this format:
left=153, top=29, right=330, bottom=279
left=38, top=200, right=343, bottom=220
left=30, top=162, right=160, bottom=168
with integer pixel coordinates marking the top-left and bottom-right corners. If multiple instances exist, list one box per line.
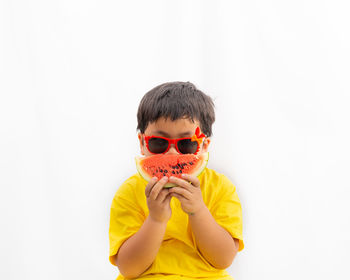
left=160, top=169, right=163, bottom=172
left=164, top=170, right=168, bottom=173
left=189, top=162, right=193, bottom=165
left=172, top=171, right=175, bottom=174
left=180, top=170, right=182, bottom=173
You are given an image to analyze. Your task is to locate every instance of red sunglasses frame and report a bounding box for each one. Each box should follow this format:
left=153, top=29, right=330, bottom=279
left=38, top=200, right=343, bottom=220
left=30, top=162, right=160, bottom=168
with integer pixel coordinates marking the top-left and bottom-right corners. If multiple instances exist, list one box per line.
left=143, top=135, right=201, bottom=155
left=143, top=127, right=206, bottom=155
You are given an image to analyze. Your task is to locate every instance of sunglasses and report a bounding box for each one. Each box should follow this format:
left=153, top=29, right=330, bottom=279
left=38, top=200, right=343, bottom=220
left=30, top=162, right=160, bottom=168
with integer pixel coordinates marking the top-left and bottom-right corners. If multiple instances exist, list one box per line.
left=143, top=127, right=206, bottom=155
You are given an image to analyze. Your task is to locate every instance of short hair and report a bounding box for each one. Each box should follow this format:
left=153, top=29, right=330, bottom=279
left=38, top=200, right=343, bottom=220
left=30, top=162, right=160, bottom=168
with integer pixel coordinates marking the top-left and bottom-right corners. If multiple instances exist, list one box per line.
left=137, top=81, right=215, bottom=136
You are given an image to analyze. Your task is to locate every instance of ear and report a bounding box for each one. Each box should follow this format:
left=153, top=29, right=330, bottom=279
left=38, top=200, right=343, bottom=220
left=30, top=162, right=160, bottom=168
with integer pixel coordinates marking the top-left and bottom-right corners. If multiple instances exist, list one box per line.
left=138, top=133, right=145, bottom=155
left=202, top=137, right=211, bottom=152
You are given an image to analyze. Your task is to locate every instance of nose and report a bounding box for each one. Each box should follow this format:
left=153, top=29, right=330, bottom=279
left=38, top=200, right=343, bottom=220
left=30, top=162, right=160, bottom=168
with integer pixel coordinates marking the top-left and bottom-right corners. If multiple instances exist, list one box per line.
left=165, top=144, right=179, bottom=155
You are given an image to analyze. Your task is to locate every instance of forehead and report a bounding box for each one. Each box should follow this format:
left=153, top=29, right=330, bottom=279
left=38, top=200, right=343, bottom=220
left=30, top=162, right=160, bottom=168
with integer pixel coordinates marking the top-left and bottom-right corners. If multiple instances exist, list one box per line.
left=145, top=117, right=199, bottom=138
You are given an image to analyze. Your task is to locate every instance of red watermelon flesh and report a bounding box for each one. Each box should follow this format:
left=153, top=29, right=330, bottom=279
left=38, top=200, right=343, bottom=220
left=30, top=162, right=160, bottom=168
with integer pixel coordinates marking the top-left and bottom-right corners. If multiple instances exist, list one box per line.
left=135, top=152, right=209, bottom=188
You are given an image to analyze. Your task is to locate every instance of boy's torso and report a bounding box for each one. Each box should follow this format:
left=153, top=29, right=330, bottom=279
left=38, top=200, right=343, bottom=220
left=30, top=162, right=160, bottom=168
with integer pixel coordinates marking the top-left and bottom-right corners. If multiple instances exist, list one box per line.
left=111, top=168, right=241, bottom=279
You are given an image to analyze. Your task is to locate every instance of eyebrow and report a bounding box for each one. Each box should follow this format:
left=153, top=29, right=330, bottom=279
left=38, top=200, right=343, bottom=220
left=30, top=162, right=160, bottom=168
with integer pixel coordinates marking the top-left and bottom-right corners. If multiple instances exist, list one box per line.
left=153, top=130, right=193, bottom=138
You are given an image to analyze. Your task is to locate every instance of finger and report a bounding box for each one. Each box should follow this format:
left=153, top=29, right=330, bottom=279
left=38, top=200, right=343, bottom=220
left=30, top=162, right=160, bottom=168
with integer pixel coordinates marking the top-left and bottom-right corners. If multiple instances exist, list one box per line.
left=149, top=176, right=168, bottom=200
left=157, top=188, right=170, bottom=203
left=181, top=174, right=200, bottom=188
left=169, top=186, right=192, bottom=200
left=145, top=177, right=158, bottom=197
left=163, top=192, right=172, bottom=205
left=168, top=176, right=194, bottom=193
left=170, top=193, right=188, bottom=204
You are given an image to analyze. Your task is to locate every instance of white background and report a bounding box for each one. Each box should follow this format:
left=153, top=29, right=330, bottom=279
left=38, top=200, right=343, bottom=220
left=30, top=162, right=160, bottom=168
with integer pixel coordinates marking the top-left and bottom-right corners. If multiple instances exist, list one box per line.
left=1, top=0, right=350, bottom=279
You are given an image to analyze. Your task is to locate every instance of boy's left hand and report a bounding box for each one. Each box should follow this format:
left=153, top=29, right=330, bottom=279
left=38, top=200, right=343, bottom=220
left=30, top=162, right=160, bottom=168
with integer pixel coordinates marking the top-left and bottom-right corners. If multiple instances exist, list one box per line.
left=168, top=174, right=206, bottom=215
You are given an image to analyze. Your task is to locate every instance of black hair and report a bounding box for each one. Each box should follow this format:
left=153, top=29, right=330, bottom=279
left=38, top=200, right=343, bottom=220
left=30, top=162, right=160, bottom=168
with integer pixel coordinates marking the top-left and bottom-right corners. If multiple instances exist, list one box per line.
left=137, top=81, right=215, bottom=136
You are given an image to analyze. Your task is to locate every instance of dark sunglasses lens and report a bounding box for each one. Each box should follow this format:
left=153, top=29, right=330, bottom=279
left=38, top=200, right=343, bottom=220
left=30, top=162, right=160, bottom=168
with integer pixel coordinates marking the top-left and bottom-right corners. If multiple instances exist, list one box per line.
left=177, top=139, right=198, bottom=154
left=148, top=138, right=169, bottom=154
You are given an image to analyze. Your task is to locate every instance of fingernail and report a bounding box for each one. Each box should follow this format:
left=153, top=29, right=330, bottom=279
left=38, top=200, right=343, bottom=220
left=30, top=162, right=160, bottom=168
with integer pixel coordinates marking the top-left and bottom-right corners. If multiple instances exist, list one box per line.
left=181, top=174, right=186, bottom=178
left=162, top=176, right=168, bottom=181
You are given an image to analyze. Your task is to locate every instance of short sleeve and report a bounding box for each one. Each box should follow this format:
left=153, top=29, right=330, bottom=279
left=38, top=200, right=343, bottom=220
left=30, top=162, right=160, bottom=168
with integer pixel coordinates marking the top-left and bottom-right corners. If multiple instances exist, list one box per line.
left=108, top=184, right=146, bottom=265
left=211, top=174, right=244, bottom=252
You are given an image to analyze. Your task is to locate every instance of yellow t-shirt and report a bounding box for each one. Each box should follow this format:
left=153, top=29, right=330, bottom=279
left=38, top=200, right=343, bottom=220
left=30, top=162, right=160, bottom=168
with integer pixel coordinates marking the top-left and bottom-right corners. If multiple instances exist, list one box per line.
left=109, top=168, right=244, bottom=280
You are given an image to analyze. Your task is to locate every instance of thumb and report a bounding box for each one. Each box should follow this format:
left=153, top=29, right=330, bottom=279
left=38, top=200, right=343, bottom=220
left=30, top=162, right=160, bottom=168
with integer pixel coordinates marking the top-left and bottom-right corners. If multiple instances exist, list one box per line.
left=163, top=193, right=172, bottom=205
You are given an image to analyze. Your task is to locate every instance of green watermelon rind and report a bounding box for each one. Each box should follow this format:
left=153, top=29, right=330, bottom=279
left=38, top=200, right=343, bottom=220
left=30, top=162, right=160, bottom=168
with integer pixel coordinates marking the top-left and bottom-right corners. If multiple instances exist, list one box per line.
left=135, top=152, right=209, bottom=188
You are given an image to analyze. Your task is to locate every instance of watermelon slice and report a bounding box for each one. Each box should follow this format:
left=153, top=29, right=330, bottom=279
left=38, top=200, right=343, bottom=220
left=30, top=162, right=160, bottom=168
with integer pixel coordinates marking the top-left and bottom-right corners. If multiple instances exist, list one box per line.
left=135, top=152, right=209, bottom=188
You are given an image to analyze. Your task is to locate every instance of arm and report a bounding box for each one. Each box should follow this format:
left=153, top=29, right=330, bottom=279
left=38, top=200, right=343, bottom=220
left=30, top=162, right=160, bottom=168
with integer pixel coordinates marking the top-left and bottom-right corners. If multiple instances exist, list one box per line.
left=169, top=174, right=239, bottom=269
left=113, top=216, right=167, bottom=278
left=114, top=176, right=172, bottom=278
left=188, top=207, right=239, bottom=269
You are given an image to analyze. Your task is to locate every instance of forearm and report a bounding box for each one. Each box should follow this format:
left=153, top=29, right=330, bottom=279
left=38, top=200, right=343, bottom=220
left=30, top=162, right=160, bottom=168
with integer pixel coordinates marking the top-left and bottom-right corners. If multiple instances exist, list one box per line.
left=189, top=207, right=237, bottom=269
left=115, top=216, right=167, bottom=278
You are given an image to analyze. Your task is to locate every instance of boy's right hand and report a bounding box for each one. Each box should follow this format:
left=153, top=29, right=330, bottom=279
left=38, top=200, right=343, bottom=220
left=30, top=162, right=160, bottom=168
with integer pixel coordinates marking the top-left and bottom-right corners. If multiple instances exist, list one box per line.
left=145, top=176, right=172, bottom=224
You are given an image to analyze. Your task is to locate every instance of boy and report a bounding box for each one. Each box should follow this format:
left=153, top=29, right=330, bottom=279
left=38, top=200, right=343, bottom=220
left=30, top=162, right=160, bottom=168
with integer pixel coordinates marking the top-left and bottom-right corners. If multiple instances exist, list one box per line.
left=109, top=82, right=244, bottom=280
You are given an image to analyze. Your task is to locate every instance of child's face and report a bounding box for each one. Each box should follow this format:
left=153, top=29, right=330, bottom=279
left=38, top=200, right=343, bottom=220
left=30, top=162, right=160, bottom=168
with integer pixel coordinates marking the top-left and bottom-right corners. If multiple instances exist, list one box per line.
left=138, top=117, right=210, bottom=157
